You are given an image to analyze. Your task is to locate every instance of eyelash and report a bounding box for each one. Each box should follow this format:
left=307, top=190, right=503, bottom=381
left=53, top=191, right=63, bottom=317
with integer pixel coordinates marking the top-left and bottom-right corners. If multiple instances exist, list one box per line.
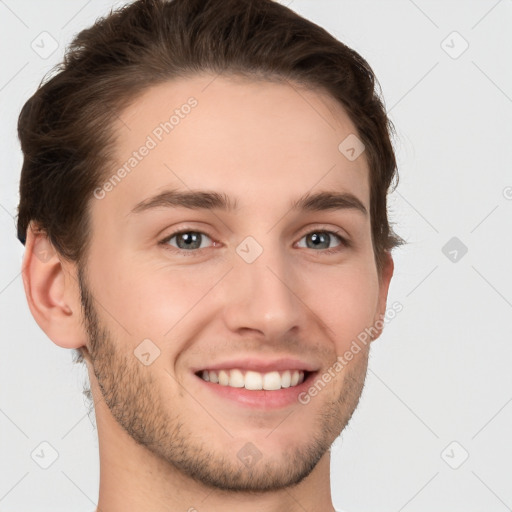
left=158, top=228, right=350, bottom=257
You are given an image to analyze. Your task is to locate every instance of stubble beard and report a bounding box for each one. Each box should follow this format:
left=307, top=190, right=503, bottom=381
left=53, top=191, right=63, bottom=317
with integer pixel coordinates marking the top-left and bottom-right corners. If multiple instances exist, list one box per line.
left=78, top=265, right=370, bottom=492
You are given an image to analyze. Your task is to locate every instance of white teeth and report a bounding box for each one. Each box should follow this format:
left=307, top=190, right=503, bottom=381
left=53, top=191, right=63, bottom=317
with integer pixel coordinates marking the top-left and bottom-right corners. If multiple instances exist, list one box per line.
left=199, top=368, right=306, bottom=390
left=281, top=370, right=291, bottom=388
left=229, top=369, right=245, bottom=388
left=263, top=371, right=281, bottom=390
left=218, top=370, right=230, bottom=386
left=245, top=371, right=263, bottom=390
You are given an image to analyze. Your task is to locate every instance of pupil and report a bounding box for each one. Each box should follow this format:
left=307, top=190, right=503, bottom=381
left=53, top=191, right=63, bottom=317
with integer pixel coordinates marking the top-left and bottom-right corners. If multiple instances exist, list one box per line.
left=309, top=232, right=328, bottom=249
left=179, top=232, right=200, bottom=250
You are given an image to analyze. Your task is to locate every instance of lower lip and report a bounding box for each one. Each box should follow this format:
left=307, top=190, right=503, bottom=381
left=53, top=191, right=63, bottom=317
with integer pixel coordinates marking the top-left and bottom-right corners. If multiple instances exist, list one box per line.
left=194, top=372, right=317, bottom=410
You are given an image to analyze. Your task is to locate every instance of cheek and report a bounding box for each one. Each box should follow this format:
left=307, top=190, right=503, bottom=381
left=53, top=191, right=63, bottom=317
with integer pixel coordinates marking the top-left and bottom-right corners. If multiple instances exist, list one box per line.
left=109, top=264, right=216, bottom=339
left=307, top=264, right=380, bottom=348
left=90, top=236, right=380, bottom=352
left=87, top=251, right=177, bottom=341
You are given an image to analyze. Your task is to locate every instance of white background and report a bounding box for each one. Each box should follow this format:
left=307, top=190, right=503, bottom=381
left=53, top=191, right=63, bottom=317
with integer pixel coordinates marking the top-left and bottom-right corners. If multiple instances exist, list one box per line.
left=1, top=1, right=511, bottom=511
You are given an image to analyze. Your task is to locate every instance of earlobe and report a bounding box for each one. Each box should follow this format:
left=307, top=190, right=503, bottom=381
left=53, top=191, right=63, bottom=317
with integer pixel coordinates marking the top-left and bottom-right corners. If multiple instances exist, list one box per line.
left=21, top=223, right=87, bottom=350
left=371, top=251, right=395, bottom=342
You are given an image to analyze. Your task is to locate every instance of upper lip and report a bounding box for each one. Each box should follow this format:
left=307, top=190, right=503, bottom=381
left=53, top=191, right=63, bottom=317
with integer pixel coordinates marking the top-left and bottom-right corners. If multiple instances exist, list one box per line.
left=192, top=357, right=320, bottom=374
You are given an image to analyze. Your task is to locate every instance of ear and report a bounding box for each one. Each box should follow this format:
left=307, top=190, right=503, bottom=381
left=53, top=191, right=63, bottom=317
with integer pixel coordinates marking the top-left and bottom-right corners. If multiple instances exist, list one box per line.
left=370, top=250, right=394, bottom=342
left=21, top=222, right=87, bottom=350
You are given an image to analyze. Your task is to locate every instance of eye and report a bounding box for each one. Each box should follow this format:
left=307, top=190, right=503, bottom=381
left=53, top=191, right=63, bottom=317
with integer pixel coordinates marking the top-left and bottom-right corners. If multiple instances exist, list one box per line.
left=295, top=230, right=349, bottom=254
left=159, top=228, right=350, bottom=257
left=159, top=230, right=215, bottom=255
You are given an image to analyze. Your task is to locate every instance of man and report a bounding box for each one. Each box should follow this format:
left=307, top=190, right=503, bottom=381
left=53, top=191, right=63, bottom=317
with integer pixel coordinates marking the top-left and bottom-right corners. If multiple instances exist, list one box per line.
left=17, top=0, right=403, bottom=510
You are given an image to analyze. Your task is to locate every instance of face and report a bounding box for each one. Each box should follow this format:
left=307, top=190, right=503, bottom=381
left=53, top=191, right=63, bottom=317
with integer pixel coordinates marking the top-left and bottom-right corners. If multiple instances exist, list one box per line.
left=79, top=74, right=392, bottom=491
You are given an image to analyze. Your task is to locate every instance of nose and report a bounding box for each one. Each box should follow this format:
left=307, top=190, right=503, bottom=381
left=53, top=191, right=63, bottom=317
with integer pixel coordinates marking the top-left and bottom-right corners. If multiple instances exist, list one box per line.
left=220, top=240, right=304, bottom=340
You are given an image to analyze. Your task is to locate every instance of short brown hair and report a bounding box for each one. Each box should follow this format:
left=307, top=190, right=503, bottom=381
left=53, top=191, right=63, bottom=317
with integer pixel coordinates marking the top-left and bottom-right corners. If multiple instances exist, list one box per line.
left=17, top=0, right=404, bottom=320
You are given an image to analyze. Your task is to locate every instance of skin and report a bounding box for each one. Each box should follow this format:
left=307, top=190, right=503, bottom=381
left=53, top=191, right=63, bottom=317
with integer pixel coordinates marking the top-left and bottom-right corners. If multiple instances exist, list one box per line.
left=22, top=74, right=394, bottom=512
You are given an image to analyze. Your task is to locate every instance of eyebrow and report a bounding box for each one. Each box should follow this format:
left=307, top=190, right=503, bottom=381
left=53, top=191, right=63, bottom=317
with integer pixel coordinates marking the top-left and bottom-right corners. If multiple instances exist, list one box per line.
left=128, top=188, right=368, bottom=216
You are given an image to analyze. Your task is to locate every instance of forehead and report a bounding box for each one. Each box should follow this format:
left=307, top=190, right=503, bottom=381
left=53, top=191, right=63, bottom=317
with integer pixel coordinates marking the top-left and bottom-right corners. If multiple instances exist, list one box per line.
left=96, top=74, right=369, bottom=219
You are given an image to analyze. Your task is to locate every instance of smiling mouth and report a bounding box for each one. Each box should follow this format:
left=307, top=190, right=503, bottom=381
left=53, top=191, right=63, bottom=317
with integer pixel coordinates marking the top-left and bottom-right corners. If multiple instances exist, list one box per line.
left=194, top=369, right=313, bottom=390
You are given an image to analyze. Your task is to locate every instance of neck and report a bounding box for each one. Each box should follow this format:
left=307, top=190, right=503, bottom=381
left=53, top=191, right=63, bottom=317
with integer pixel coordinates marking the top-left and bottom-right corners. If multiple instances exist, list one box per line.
left=94, top=405, right=336, bottom=512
